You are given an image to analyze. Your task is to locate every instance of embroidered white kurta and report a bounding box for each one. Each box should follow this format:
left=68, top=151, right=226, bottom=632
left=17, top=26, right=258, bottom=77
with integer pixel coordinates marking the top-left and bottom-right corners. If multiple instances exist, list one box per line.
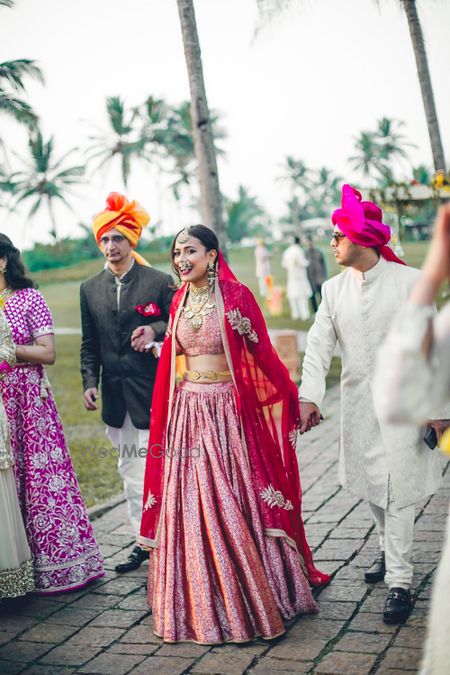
left=299, top=256, right=442, bottom=510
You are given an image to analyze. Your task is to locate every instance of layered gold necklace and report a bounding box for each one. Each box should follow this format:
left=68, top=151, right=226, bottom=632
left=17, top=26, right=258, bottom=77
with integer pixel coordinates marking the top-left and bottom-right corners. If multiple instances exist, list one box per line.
left=183, top=284, right=215, bottom=331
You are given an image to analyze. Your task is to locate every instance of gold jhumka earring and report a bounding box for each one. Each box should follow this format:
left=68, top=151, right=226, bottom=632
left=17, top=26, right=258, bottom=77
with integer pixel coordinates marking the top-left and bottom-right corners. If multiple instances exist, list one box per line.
left=207, top=261, right=215, bottom=286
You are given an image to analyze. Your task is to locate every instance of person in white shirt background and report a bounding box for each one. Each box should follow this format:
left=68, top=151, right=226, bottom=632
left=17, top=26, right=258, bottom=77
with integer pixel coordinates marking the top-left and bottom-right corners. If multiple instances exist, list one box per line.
left=254, top=239, right=271, bottom=298
left=281, top=236, right=313, bottom=320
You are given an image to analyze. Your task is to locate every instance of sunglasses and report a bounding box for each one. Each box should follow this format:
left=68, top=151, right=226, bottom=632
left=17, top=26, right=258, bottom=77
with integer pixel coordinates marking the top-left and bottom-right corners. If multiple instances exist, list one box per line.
left=330, top=232, right=346, bottom=244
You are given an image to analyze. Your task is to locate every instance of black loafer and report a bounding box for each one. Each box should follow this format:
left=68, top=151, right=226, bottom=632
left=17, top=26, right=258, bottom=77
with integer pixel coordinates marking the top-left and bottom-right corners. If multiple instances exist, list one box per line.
left=364, top=552, right=386, bottom=583
left=383, top=587, right=413, bottom=624
left=115, top=546, right=149, bottom=574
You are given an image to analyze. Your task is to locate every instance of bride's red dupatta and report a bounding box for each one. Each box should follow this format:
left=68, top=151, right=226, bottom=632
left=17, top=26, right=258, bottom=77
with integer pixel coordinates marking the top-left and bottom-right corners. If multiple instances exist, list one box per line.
left=139, top=252, right=329, bottom=586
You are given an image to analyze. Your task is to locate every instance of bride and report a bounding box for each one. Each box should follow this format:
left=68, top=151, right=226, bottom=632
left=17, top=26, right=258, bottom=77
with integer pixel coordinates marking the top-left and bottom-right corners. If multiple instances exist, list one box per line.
left=139, top=225, right=329, bottom=644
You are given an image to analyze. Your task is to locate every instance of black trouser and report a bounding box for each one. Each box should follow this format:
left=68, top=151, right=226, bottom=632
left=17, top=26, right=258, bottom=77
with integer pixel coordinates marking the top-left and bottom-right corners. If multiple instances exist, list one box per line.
left=310, top=283, right=322, bottom=313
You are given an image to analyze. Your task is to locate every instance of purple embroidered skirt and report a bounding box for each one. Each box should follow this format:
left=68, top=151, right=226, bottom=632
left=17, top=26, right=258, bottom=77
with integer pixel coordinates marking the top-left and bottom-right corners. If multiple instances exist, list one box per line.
left=2, top=364, right=104, bottom=594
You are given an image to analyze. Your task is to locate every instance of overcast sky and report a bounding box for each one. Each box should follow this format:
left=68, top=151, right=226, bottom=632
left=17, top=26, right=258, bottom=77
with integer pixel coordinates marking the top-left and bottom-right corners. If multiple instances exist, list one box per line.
left=1, top=0, right=449, bottom=248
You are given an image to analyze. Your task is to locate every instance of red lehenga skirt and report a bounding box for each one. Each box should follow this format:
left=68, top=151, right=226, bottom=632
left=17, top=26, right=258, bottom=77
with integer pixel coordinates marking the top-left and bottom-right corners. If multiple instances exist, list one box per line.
left=148, top=380, right=317, bottom=644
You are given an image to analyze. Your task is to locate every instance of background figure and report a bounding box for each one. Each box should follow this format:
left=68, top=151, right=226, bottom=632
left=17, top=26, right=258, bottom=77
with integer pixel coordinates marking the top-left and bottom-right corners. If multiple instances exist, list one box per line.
left=305, top=235, right=328, bottom=313
left=81, top=192, right=173, bottom=574
left=0, top=235, right=104, bottom=594
left=0, top=308, right=34, bottom=600
left=281, top=236, right=312, bottom=320
left=374, top=205, right=450, bottom=674
left=254, top=239, right=271, bottom=297
left=299, top=185, right=442, bottom=625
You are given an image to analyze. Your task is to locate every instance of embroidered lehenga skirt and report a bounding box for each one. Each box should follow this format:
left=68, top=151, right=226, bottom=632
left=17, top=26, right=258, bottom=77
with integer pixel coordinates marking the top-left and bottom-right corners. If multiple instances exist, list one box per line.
left=2, top=364, right=105, bottom=594
left=0, top=401, right=34, bottom=599
left=149, top=380, right=317, bottom=644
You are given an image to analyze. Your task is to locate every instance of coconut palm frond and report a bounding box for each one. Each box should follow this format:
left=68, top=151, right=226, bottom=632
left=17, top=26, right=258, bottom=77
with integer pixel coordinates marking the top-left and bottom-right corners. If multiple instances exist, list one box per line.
left=0, top=90, right=39, bottom=127
left=0, top=59, right=44, bottom=91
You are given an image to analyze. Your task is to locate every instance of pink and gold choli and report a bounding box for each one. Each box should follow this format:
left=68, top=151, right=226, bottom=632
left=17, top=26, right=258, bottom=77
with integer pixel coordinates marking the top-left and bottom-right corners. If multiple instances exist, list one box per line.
left=149, top=292, right=318, bottom=644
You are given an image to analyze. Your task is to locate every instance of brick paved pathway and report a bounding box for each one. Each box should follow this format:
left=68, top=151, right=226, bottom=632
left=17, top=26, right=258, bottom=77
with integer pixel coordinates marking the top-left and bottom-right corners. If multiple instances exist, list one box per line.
left=1, top=386, right=449, bottom=674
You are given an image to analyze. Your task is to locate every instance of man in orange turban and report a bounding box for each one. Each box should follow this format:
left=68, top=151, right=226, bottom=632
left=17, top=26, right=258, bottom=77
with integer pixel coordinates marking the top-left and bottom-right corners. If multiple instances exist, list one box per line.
left=81, top=192, right=174, bottom=573
left=92, top=192, right=151, bottom=267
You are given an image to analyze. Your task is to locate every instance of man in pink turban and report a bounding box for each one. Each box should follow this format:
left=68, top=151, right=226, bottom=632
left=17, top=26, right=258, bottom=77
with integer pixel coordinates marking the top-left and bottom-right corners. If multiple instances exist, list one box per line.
left=298, top=184, right=443, bottom=625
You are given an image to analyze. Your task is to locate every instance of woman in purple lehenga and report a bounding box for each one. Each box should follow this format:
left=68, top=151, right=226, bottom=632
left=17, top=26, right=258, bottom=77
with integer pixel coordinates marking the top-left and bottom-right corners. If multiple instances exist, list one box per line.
left=0, top=235, right=104, bottom=594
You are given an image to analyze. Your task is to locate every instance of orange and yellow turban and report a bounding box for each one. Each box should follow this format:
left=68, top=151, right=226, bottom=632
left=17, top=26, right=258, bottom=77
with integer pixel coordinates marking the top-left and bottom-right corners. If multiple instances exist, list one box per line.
left=92, top=192, right=151, bottom=266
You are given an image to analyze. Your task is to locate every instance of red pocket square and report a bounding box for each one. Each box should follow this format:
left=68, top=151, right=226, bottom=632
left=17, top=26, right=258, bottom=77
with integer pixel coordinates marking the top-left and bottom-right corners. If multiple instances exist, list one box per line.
left=135, top=303, right=162, bottom=317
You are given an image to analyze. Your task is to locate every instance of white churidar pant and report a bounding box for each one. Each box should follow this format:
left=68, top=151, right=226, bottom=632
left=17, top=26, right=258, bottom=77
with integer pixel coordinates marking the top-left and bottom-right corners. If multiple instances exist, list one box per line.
left=368, top=479, right=415, bottom=589
left=106, top=412, right=149, bottom=536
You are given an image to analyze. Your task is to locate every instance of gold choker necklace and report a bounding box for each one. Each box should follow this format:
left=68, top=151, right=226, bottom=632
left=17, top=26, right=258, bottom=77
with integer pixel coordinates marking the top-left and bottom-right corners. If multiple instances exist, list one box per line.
left=183, top=284, right=215, bottom=330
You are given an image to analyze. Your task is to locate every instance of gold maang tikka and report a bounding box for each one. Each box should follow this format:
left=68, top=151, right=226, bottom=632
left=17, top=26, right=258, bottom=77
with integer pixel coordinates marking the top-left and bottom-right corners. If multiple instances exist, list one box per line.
left=176, top=227, right=190, bottom=245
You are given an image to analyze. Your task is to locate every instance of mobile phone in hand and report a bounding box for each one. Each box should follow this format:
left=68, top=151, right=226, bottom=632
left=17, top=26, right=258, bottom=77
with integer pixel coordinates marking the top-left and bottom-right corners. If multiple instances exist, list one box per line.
left=424, top=426, right=438, bottom=450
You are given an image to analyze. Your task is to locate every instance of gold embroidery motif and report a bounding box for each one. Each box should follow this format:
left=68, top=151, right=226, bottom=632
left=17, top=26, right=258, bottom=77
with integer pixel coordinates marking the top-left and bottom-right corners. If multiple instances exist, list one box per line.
left=143, top=492, right=157, bottom=511
left=226, top=308, right=258, bottom=343
left=289, top=427, right=299, bottom=449
left=260, top=484, right=294, bottom=511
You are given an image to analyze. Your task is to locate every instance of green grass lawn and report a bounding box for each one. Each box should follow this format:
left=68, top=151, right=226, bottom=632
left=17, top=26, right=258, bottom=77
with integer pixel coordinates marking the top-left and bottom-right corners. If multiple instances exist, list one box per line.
left=40, top=240, right=435, bottom=506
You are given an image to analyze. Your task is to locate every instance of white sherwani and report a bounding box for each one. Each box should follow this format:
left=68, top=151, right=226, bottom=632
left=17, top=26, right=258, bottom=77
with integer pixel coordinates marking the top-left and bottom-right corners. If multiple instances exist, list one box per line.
left=299, top=256, right=442, bottom=511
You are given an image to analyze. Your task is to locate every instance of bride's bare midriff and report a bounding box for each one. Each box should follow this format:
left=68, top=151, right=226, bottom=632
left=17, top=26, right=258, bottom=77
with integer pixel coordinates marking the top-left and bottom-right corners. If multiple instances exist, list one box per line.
left=185, top=353, right=229, bottom=373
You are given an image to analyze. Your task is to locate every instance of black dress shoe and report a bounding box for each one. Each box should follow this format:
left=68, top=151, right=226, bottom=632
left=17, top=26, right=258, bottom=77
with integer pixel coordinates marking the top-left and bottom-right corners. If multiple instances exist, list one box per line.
left=364, top=552, right=386, bottom=583
left=115, top=546, right=149, bottom=574
left=383, top=587, right=413, bottom=624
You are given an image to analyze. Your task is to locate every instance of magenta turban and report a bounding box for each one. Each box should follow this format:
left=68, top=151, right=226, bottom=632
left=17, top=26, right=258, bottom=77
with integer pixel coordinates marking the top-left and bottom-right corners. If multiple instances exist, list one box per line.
left=332, top=184, right=406, bottom=265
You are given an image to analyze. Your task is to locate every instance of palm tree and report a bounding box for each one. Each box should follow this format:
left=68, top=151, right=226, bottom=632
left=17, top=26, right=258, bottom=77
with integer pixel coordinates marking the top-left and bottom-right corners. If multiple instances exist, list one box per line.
left=412, top=164, right=431, bottom=185
left=311, top=166, right=342, bottom=215
left=376, top=117, right=415, bottom=167
left=225, top=186, right=267, bottom=242
left=85, top=96, right=146, bottom=187
left=0, top=2, right=44, bottom=129
left=349, top=118, right=415, bottom=184
left=279, top=156, right=311, bottom=193
left=139, top=98, right=196, bottom=200
left=0, top=163, right=15, bottom=209
left=0, top=59, right=44, bottom=129
left=255, top=0, right=446, bottom=172
left=176, top=0, right=226, bottom=243
left=278, top=156, right=311, bottom=229
left=349, top=131, right=383, bottom=180
left=10, top=131, right=84, bottom=240
left=402, top=0, right=446, bottom=172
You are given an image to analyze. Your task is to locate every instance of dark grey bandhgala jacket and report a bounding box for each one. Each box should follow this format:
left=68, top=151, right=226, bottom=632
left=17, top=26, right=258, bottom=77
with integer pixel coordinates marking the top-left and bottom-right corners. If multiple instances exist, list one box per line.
left=80, top=263, right=174, bottom=430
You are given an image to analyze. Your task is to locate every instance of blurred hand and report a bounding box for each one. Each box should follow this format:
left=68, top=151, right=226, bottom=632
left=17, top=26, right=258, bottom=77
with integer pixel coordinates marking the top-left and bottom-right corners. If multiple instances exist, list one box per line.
left=299, top=402, right=321, bottom=434
left=131, top=325, right=156, bottom=353
left=422, top=204, right=450, bottom=287
left=83, top=387, right=99, bottom=411
left=427, top=419, right=450, bottom=443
